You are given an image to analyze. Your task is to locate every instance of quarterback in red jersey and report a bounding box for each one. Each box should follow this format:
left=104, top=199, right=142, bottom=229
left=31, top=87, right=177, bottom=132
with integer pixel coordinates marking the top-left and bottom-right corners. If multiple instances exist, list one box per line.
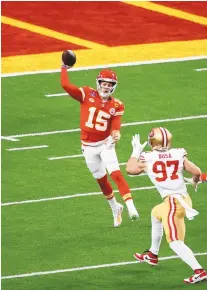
left=61, top=62, right=139, bottom=227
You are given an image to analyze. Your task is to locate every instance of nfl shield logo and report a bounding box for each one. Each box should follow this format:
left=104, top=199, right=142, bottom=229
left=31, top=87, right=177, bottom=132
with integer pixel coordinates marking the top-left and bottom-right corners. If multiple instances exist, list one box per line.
left=90, top=91, right=96, bottom=97
left=109, top=108, right=115, bottom=115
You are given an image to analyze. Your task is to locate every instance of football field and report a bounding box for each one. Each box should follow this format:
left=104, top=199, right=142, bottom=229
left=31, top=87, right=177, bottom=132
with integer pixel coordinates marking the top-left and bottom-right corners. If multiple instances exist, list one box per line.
left=1, top=58, right=207, bottom=290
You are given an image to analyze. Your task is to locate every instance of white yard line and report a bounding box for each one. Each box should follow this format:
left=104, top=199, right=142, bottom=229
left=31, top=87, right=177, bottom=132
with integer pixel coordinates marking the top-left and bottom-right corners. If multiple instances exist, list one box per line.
left=1, top=186, right=156, bottom=207
left=1, top=136, right=19, bottom=141
left=2, top=182, right=193, bottom=207
left=6, top=145, right=49, bottom=151
left=2, top=56, right=207, bottom=78
left=48, top=156, right=125, bottom=161
left=2, top=252, right=207, bottom=280
left=47, top=158, right=145, bottom=175
left=48, top=154, right=83, bottom=160
left=195, top=68, right=207, bottom=71
left=45, top=93, right=68, bottom=97
left=47, top=157, right=146, bottom=177
left=7, top=114, right=207, bottom=139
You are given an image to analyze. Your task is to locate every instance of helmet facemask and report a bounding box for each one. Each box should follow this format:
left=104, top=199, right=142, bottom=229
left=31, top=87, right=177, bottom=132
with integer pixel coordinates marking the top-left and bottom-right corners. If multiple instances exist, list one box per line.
left=96, top=79, right=117, bottom=99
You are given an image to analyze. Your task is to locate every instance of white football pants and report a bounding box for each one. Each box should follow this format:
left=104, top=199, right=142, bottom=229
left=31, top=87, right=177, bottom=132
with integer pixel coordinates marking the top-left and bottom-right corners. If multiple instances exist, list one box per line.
left=82, top=143, right=120, bottom=179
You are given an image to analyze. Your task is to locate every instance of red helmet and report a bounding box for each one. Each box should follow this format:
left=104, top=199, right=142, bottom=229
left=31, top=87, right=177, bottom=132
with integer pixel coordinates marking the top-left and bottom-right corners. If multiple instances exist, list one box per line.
left=96, top=69, right=118, bottom=98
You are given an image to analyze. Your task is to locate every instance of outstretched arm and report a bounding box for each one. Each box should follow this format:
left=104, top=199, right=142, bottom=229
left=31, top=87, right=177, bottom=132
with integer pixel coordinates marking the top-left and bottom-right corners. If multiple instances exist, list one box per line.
left=126, top=159, right=145, bottom=175
left=126, top=134, right=147, bottom=175
left=183, top=157, right=201, bottom=183
left=61, top=67, right=83, bottom=102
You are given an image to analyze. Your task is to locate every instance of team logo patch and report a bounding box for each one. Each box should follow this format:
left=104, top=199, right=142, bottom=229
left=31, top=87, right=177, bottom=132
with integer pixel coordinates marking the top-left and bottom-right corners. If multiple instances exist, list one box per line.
left=90, top=91, right=96, bottom=97
left=89, top=98, right=95, bottom=103
left=149, top=130, right=154, bottom=137
left=109, top=108, right=115, bottom=115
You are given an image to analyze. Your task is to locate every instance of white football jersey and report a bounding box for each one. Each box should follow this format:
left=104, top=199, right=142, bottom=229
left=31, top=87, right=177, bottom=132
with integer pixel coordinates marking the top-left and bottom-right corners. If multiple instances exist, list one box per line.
left=140, top=148, right=187, bottom=199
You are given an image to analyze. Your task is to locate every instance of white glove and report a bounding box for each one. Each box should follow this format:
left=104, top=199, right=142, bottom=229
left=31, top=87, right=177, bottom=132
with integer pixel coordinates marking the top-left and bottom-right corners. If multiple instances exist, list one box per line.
left=184, top=177, right=198, bottom=192
left=131, top=134, right=147, bottom=159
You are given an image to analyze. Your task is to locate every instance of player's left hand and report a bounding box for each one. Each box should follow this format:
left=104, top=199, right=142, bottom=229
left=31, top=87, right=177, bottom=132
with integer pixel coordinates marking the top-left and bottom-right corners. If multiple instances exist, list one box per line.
left=184, top=177, right=198, bottom=192
left=111, top=130, right=121, bottom=143
left=131, top=134, right=147, bottom=159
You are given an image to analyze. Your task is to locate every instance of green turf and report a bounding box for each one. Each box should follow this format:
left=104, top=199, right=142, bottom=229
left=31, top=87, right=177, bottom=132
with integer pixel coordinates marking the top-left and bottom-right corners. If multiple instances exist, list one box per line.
left=2, top=59, right=207, bottom=289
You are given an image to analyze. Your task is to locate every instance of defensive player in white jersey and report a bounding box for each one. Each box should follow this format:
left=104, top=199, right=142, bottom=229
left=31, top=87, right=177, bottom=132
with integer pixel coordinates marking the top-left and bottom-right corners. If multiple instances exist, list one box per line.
left=126, top=127, right=207, bottom=284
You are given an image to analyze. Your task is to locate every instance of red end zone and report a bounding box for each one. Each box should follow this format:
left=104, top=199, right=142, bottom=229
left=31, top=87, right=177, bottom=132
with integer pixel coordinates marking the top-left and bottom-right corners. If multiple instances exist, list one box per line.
left=156, top=1, right=207, bottom=17
left=2, top=24, right=86, bottom=57
left=2, top=1, right=207, bottom=57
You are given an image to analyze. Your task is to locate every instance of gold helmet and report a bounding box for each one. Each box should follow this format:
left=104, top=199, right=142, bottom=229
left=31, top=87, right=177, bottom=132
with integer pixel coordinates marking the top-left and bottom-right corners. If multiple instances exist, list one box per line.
left=148, top=127, right=172, bottom=150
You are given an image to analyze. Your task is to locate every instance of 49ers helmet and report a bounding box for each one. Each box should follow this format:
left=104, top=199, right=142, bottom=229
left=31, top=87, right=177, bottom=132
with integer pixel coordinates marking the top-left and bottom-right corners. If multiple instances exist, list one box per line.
left=96, top=69, right=118, bottom=98
left=148, top=127, right=172, bottom=150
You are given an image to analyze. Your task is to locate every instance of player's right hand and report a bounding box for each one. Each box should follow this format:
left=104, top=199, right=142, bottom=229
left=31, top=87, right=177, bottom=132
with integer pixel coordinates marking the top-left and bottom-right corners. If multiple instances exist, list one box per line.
left=131, top=134, right=147, bottom=159
left=105, top=136, right=115, bottom=148
left=184, top=177, right=198, bottom=192
left=61, top=61, right=71, bottom=70
left=111, top=130, right=121, bottom=143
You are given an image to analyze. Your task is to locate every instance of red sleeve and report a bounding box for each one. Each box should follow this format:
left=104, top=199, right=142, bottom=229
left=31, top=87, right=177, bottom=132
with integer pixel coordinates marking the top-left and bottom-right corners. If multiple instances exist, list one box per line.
left=61, top=67, right=83, bottom=102
left=200, top=173, right=207, bottom=183
left=111, top=115, right=122, bottom=131
left=111, top=100, right=125, bottom=131
left=114, top=101, right=125, bottom=117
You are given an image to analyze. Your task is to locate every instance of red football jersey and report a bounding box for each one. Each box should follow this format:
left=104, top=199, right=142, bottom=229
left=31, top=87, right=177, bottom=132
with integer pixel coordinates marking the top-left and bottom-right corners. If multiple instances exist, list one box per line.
left=79, top=86, right=125, bottom=143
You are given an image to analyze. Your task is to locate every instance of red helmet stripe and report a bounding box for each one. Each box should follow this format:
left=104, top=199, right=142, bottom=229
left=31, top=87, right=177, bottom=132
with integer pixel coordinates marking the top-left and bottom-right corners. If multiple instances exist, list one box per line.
left=163, top=127, right=168, bottom=147
left=160, top=127, right=167, bottom=147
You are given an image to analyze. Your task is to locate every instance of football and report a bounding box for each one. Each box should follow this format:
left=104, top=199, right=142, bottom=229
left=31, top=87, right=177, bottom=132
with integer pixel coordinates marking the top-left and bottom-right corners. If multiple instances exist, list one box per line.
left=62, top=50, right=76, bottom=67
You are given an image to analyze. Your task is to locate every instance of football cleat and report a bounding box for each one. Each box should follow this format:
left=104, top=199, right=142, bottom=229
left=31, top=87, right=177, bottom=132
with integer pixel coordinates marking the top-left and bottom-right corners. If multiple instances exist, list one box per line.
left=134, top=250, right=158, bottom=266
left=129, top=209, right=139, bottom=221
left=112, top=203, right=124, bottom=227
left=184, top=269, right=207, bottom=284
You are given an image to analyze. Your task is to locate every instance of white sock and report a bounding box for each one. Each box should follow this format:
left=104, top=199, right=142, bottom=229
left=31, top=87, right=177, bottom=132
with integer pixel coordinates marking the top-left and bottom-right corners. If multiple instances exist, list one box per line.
left=149, top=215, right=163, bottom=255
left=125, top=199, right=136, bottom=212
left=108, top=197, right=118, bottom=211
left=170, top=240, right=202, bottom=270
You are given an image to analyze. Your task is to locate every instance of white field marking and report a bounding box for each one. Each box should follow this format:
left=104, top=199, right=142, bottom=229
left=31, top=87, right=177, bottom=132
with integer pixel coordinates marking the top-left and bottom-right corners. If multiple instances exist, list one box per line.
left=1, top=136, right=19, bottom=141
left=1, top=186, right=156, bottom=207
left=2, top=252, right=207, bottom=280
left=48, top=157, right=146, bottom=177
left=195, top=68, right=207, bottom=71
left=1, top=182, right=193, bottom=207
left=7, top=114, right=207, bottom=139
left=6, top=145, right=48, bottom=151
left=48, top=156, right=126, bottom=161
left=48, top=154, right=83, bottom=160
left=45, top=93, right=68, bottom=97
left=48, top=154, right=147, bottom=177
left=47, top=157, right=146, bottom=177
left=2, top=55, right=207, bottom=78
